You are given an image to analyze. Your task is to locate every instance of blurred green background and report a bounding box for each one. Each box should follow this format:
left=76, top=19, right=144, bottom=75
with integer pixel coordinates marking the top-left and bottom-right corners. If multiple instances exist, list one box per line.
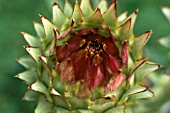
left=0, top=0, right=170, bottom=113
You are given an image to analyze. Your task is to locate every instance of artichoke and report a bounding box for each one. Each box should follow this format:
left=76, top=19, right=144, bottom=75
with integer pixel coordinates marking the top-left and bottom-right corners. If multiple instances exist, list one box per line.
left=17, top=0, right=160, bottom=112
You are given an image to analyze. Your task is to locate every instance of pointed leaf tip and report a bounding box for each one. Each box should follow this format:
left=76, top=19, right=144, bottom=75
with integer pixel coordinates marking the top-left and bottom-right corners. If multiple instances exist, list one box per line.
left=80, top=0, right=93, bottom=18
left=162, top=7, right=170, bottom=21
left=53, top=2, right=58, bottom=6
left=116, top=18, right=131, bottom=41
left=84, top=8, right=104, bottom=27
left=132, top=30, right=152, bottom=59
left=103, top=0, right=118, bottom=31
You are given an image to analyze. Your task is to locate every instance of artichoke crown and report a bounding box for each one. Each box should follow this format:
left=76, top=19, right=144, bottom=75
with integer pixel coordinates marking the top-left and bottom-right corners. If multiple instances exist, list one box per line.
left=17, top=0, right=160, bottom=112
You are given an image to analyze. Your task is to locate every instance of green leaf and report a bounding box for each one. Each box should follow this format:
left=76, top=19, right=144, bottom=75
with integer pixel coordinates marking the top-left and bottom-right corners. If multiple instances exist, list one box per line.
left=132, top=31, right=152, bottom=60
left=134, top=61, right=160, bottom=84
left=24, top=46, right=41, bottom=66
left=53, top=3, right=69, bottom=30
left=128, top=88, right=154, bottom=101
left=21, top=32, right=41, bottom=47
left=103, top=1, right=117, bottom=31
left=105, top=106, right=125, bottom=113
left=40, top=16, right=57, bottom=49
left=162, top=7, right=170, bottom=21
left=65, top=82, right=91, bottom=110
left=118, top=12, right=127, bottom=22
left=91, top=0, right=100, bottom=10
left=16, top=67, right=38, bottom=84
left=52, top=95, right=71, bottom=110
left=64, top=0, right=73, bottom=18
left=69, top=2, right=83, bottom=24
left=17, top=55, right=36, bottom=69
left=119, top=10, right=138, bottom=40
left=56, top=107, right=70, bottom=113
left=159, top=35, right=170, bottom=49
left=53, top=0, right=65, bottom=10
left=83, top=9, right=104, bottom=28
left=78, top=109, right=94, bottom=113
left=39, top=56, right=52, bottom=87
left=23, top=90, right=40, bottom=101
left=80, top=0, right=94, bottom=18
left=30, top=81, right=52, bottom=102
left=98, top=0, right=108, bottom=14
left=128, top=58, right=147, bottom=84
left=52, top=70, right=68, bottom=95
left=35, top=96, right=57, bottom=113
left=119, top=85, right=147, bottom=103
left=33, top=22, right=45, bottom=38
left=116, top=18, right=131, bottom=41
left=92, top=86, right=104, bottom=100
left=91, top=98, right=116, bottom=113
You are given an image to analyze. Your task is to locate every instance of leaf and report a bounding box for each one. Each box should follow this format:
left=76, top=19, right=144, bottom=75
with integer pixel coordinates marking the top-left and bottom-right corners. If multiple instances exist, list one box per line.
left=103, top=1, right=117, bottom=31
left=23, top=90, right=40, bottom=101
left=17, top=55, right=36, bottom=69
left=119, top=85, right=147, bottom=103
left=16, top=67, right=38, bottom=84
left=92, top=86, right=104, bottom=100
left=80, top=0, right=94, bottom=18
left=64, top=0, right=73, bottom=18
left=98, top=0, right=108, bottom=14
left=52, top=70, right=68, bottom=95
left=40, top=16, right=57, bottom=49
left=21, top=32, right=41, bottom=47
left=33, top=22, right=45, bottom=38
left=134, top=61, right=160, bottom=84
left=83, top=9, right=104, bottom=28
left=30, top=81, right=52, bottom=102
left=91, top=0, right=100, bottom=10
left=52, top=95, right=71, bottom=110
left=132, top=31, right=152, bottom=60
left=159, top=35, right=170, bottom=49
left=105, top=105, right=125, bottom=113
left=70, top=2, right=83, bottom=24
left=128, top=88, right=154, bottom=101
left=118, top=12, right=127, bottom=22
left=24, top=46, right=41, bottom=66
left=91, top=98, right=116, bottom=113
left=119, top=10, right=138, bottom=40
left=65, top=81, right=91, bottom=110
left=52, top=3, right=69, bottom=30
left=53, top=0, right=65, bottom=10
left=35, top=96, right=57, bottom=113
left=162, top=7, right=170, bottom=21
left=128, top=58, right=148, bottom=84
left=116, top=18, right=131, bottom=41
left=39, top=56, right=52, bottom=87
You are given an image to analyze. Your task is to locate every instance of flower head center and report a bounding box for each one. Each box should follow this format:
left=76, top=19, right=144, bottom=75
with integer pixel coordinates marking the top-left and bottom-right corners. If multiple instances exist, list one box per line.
left=88, top=40, right=102, bottom=55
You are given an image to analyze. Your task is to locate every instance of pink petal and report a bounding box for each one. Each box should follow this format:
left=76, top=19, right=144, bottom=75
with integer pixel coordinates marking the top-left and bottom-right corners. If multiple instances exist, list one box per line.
left=103, top=54, right=121, bottom=74
left=56, top=44, right=68, bottom=63
left=73, top=56, right=90, bottom=80
left=103, top=39, right=119, bottom=57
left=84, top=63, right=105, bottom=89
left=67, top=34, right=83, bottom=54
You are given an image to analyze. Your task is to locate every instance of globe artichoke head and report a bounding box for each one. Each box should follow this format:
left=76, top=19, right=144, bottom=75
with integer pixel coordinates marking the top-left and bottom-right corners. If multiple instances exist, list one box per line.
left=17, top=0, right=160, bottom=113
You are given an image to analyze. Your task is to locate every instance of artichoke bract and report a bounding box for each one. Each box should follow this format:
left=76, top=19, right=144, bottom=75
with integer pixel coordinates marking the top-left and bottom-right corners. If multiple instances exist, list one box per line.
left=17, top=0, right=160, bottom=112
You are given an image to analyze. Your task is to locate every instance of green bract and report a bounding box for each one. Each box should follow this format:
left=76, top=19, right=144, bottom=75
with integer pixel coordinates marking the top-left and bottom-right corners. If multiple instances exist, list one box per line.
left=17, top=0, right=160, bottom=113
